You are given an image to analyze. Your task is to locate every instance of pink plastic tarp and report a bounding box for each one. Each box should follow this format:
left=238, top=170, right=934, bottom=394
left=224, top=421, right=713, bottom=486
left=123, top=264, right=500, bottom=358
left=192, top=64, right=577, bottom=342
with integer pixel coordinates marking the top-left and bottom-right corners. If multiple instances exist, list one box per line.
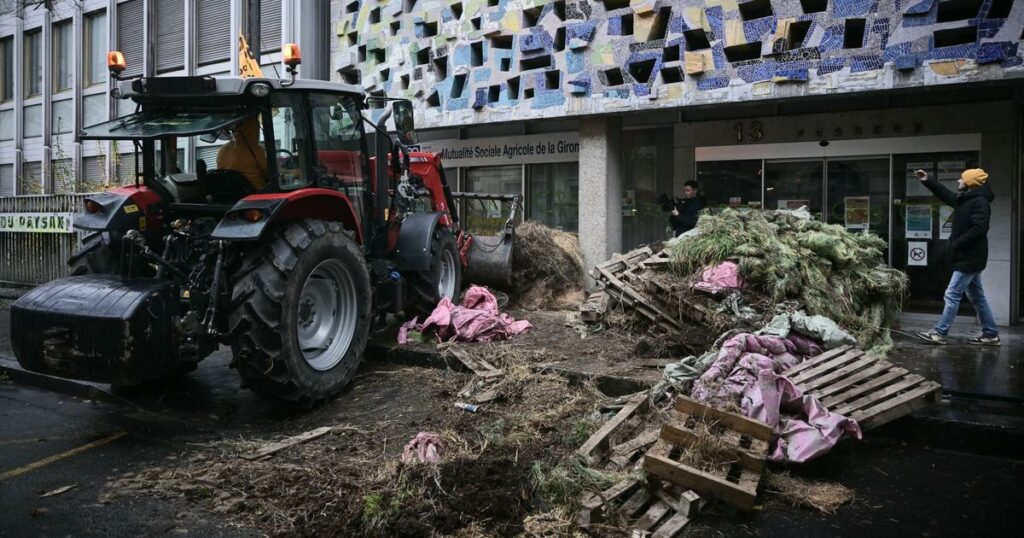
left=692, top=261, right=744, bottom=295
left=402, top=432, right=445, bottom=464
left=398, top=286, right=533, bottom=344
left=690, top=333, right=862, bottom=462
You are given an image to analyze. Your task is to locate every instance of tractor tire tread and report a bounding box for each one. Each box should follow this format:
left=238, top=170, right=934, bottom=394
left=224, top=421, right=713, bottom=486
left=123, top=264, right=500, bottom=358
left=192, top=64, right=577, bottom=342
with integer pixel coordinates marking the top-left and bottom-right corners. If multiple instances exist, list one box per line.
left=228, top=219, right=369, bottom=407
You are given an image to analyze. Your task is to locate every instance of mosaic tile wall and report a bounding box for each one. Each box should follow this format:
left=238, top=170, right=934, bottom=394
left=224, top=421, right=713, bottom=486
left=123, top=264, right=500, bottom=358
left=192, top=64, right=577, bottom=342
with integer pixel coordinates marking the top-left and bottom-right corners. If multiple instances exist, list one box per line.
left=332, top=0, right=1024, bottom=128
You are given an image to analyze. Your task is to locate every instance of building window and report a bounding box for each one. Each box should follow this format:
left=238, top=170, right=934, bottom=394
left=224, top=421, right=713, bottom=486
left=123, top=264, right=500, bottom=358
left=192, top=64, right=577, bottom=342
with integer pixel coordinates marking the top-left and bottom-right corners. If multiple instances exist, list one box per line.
left=84, top=10, right=108, bottom=87
left=155, top=0, right=185, bottom=73
left=464, top=165, right=523, bottom=234
left=53, top=19, right=73, bottom=92
left=1, top=37, right=13, bottom=102
left=527, top=162, right=578, bottom=232
left=83, top=93, right=107, bottom=127
left=0, top=109, right=12, bottom=140
left=261, top=0, right=283, bottom=53
left=21, top=161, right=42, bottom=195
left=24, top=104, right=42, bottom=137
left=52, top=99, right=73, bottom=134
left=24, top=29, right=42, bottom=97
left=197, top=0, right=230, bottom=66
left=0, top=163, right=13, bottom=197
left=117, top=0, right=143, bottom=78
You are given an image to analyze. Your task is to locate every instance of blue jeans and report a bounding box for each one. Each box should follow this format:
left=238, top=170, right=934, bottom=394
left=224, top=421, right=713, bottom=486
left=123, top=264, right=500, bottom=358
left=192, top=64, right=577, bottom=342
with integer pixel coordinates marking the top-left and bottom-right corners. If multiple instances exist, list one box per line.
left=934, top=271, right=999, bottom=337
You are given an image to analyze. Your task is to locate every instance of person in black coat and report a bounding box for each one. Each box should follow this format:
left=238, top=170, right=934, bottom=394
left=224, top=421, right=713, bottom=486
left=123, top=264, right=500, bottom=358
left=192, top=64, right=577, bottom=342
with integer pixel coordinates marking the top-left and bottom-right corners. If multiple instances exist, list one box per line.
left=915, top=167, right=999, bottom=345
left=668, top=180, right=705, bottom=236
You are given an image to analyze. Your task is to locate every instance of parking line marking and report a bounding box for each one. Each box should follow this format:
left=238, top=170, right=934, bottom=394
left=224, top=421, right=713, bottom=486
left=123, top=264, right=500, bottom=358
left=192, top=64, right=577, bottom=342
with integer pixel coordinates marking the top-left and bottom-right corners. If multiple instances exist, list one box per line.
left=0, top=431, right=128, bottom=482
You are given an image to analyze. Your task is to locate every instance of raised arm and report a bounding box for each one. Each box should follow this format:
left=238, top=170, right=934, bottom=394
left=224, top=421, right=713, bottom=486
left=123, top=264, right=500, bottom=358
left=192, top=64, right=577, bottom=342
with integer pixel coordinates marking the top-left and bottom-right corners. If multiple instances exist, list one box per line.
left=916, top=170, right=958, bottom=207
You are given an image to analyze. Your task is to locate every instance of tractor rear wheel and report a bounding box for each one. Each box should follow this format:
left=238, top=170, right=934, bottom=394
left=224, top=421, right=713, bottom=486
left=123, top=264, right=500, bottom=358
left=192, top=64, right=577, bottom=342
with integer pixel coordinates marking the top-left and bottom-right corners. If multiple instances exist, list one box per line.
left=68, top=233, right=119, bottom=275
left=228, top=219, right=372, bottom=405
left=405, top=228, right=462, bottom=317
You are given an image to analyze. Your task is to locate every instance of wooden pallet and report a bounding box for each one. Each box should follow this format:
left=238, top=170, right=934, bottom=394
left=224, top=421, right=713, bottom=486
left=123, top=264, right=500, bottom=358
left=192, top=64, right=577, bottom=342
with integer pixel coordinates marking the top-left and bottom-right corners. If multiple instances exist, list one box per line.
left=642, top=396, right=772, bottom=511
left=580, top=477, right=706, bottom=537
left=781, top=346, right=942, bottom=431
left=576, top=392, right=649, bottom=465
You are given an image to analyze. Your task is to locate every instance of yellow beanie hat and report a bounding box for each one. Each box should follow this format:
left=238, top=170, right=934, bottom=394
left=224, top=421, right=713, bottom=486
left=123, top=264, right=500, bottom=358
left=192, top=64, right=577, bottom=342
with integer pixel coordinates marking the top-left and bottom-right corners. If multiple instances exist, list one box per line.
left=961, top=168, right=989, bottom=188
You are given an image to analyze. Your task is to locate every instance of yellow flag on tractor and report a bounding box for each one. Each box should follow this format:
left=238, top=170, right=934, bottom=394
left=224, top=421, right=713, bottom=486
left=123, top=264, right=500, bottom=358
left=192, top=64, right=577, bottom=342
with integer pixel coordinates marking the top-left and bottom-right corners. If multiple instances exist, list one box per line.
left=238, top=34, right=263, bottom=78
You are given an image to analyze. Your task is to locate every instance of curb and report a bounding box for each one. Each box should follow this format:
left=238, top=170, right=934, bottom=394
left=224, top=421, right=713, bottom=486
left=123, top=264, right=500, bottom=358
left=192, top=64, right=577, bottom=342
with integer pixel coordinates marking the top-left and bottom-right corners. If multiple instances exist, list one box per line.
left=0, top=355, right=133, bottom=407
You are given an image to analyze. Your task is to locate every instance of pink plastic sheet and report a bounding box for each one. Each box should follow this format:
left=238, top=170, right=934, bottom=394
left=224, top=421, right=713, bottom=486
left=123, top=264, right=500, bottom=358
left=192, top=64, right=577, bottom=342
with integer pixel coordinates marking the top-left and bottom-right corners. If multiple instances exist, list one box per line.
left=692, top=261, right=744, bottom=295
left=398, top=286, right=533, bottom=344
left=690, top=333, right=862, bottom=462
left=402, top=432, right=445, bottom=464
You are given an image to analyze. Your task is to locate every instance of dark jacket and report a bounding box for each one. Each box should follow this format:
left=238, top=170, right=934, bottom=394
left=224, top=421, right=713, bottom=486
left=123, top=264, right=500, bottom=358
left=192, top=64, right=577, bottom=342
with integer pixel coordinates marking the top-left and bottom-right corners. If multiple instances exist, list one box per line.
left=669, top=195, right=704, bottom=236
left=922, top=178, right=994, bottom=273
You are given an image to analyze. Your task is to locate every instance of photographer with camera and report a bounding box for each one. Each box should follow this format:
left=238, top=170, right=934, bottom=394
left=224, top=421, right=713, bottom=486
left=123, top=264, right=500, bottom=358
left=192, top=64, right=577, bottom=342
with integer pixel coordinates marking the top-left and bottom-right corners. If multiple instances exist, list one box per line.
left=659, top=180, right=704, bottom=237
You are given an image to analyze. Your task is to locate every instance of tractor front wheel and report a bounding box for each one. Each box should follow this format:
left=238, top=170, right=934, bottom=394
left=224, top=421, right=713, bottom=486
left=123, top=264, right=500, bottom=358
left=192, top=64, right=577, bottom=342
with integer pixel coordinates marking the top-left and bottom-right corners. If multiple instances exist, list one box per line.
left=405, top=228, right=462, bottom=317
left=229, top=219, right=371, bottom=405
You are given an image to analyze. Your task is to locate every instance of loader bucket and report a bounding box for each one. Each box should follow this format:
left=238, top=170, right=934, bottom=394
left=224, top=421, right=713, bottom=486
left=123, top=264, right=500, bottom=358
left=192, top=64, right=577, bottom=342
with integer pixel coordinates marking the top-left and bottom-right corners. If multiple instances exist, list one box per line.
left=11, top=275, right=181, bottom=385
left=464, top=224, right=515, bottom=290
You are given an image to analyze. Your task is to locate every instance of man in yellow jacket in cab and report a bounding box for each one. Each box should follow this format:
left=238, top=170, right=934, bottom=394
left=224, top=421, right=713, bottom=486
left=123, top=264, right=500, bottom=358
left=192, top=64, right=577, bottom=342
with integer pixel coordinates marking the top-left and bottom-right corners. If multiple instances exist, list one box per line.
left=216, top=117, right=267, bottom=191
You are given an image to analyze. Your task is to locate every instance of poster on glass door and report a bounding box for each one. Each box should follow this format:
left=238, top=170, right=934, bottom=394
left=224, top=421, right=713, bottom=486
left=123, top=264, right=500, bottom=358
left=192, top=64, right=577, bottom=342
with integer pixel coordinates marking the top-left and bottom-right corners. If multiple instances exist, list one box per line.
left=939, top=206, right=954, bottom=240
left=844, top=196, right=870, bottom=231
left=905, top=205, right=933, bottom=239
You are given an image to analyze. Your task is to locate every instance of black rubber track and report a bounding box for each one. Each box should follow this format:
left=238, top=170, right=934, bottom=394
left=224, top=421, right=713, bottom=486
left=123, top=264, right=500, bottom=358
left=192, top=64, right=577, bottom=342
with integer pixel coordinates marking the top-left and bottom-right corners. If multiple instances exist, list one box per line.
left=228, top=219, right=372, bottom=406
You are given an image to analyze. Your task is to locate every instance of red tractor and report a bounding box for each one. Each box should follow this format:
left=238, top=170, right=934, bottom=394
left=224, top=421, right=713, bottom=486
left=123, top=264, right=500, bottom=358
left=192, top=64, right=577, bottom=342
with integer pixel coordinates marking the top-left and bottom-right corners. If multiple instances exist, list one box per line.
left=10, top=52, right=513, bottom=405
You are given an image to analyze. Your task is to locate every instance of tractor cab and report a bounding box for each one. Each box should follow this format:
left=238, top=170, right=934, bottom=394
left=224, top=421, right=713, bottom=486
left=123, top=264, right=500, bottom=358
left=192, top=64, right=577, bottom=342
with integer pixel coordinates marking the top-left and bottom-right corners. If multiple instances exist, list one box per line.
left=81, top=76, right=376, bottom=209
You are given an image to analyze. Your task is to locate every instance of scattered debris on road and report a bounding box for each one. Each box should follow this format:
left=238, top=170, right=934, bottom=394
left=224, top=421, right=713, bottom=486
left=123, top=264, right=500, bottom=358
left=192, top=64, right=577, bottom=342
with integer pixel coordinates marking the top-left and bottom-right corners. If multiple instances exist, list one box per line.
left=39, top=484, right=78, bottom=498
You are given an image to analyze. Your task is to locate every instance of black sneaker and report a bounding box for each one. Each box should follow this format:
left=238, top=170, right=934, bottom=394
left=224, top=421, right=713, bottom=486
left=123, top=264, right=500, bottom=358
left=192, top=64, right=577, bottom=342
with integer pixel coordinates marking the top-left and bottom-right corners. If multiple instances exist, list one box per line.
left=967, top=334, right=1001, bottom=346
left=916, top=330, right=947, bottom=345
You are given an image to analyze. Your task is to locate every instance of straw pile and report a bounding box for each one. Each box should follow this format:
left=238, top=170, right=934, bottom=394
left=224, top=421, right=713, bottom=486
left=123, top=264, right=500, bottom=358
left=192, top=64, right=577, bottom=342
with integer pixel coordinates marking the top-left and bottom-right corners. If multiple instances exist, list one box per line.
left=669, top=209, right=907, bottom=348
left=511, top=221, right=586, bottom=309
left=765, top=471, right=855, bottom=513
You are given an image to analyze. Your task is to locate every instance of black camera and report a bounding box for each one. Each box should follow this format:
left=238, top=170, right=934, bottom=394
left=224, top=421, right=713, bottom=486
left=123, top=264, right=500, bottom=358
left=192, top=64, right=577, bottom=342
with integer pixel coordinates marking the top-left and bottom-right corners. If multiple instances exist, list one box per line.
left=656, top=193, right=683, bottom=212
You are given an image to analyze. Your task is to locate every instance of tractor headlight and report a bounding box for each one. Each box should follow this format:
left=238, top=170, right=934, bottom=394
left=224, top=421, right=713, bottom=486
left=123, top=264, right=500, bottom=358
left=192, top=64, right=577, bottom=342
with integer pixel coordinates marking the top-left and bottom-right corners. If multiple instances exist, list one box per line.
left=249, top=83, right=271, bottom=97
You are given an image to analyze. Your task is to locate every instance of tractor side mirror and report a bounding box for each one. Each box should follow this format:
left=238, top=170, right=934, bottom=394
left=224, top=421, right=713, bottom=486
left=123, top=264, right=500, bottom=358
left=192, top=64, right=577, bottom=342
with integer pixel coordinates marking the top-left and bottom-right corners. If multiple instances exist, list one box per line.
left=392, top=100, right=417, bottom=146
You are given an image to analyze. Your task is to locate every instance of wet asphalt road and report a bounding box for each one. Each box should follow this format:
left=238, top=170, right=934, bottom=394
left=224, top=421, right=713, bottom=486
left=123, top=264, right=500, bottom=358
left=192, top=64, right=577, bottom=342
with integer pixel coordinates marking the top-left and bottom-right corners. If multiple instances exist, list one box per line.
left=1, top=302, right=1023, bottom=537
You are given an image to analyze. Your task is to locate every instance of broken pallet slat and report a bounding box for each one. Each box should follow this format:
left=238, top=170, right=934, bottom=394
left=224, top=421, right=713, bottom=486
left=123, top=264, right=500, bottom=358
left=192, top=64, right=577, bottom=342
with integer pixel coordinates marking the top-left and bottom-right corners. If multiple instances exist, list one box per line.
left=643, top=455, right=758, bottom=511
left=634, top=499, right=672, bottom=531
left=674, top=395, right=773, bottom=441
left=580, top=477, right=643, bottom=528
left=579, top=291, right=609, bottom=322
left=652, top=513, right=691, bottom=538
left=576, top=392, right=649, bottom=463
left=619, top=487, right=654, bottom=518
left=241, top=426, right=335, bottom=460
left=446, top=348, right=503, bottom=378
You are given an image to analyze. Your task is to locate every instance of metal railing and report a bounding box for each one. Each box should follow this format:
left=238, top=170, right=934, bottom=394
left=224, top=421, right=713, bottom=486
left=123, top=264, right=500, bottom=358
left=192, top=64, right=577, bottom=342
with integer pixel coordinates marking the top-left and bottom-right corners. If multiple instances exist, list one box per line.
left=0, top=194, right=91, bottom=286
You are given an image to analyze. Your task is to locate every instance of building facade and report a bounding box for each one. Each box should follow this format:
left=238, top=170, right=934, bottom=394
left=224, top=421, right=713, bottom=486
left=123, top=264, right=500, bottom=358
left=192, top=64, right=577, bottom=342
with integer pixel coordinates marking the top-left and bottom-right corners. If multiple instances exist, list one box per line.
left=0, top=0, right=285, bottom=196
left=2, top=0, right=1023, bottom=326
left=333, top=0, right=1024, bottom=326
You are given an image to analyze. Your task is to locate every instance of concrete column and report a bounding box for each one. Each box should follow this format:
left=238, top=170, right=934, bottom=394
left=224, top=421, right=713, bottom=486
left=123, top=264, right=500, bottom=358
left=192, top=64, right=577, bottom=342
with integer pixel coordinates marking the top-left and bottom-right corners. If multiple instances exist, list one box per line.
left=578, top=116, right=623, bottom=287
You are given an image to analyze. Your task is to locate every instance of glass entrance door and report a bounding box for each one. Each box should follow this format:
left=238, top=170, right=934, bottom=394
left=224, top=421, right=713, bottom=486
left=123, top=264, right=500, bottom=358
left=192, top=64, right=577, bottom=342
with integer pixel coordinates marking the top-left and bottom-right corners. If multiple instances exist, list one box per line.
left=622, top=128, right=674, bottom=249
left=891, top=151, right=979, bottom=314
left=826, top=157, right=891, bottom=243
left=764, top=159, right=824, bottom=216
